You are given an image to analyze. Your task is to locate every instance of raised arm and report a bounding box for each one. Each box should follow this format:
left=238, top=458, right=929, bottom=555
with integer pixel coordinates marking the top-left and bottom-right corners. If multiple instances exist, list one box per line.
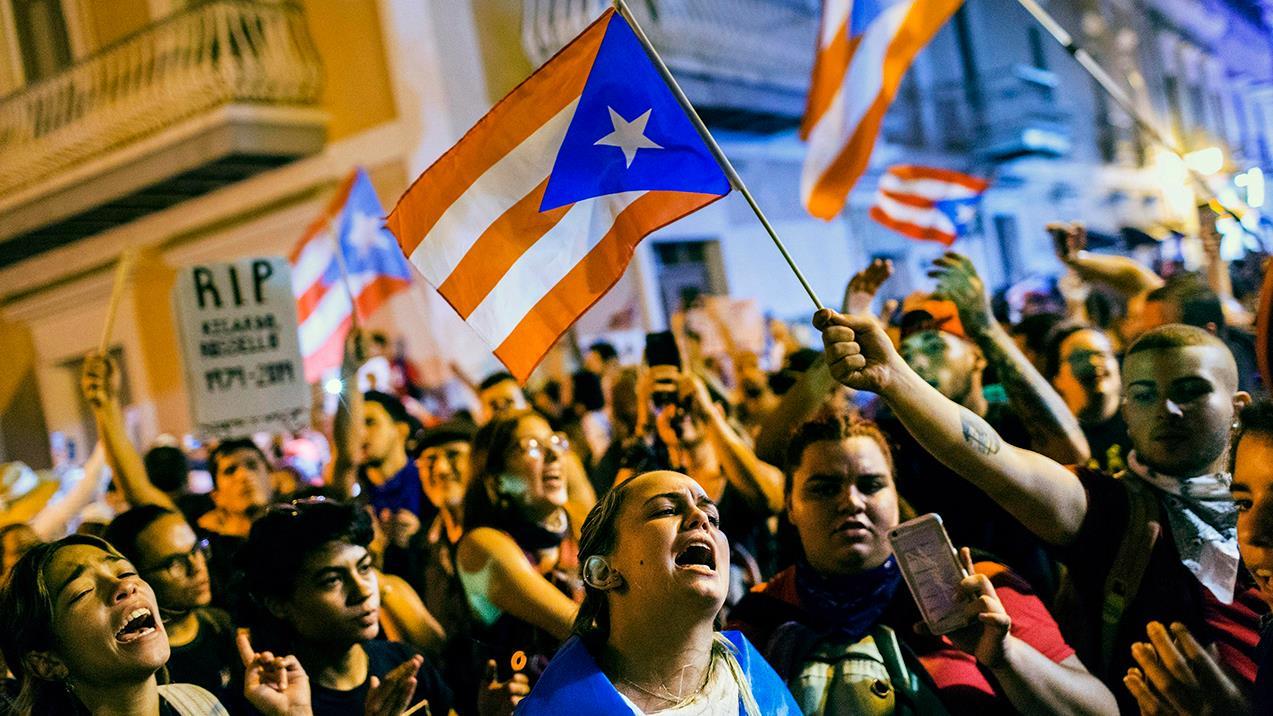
left=755, top=259, right=893, bottom=465
left=814, top=309, right=1088, bottom=546
left=930, top=252, right=1090, bottom=465
left=80, top=353, right=176, bottom=511
left=1049, top=222, right=1163, bottom=298
left=456, top=527, right=578, bottom=641
left=29, top=442, right=110, bottom=540
left=329, top=330, right=367, bottom=499
left=685, top=375, right=784, bottom=514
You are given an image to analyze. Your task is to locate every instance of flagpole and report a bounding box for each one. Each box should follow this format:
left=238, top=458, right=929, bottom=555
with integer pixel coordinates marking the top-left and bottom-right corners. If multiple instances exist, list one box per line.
left=1014, top=0, right=1261, bottom=246
left=332, top=232, right=362, bottom=330
left=612, top=0, right=825, bottom=310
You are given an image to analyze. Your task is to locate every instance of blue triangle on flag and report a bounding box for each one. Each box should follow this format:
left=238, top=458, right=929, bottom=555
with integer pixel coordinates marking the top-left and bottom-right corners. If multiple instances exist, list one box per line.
left=539, top=13, right=730, bottom=212
left=934, top=196, right=982, bottom=238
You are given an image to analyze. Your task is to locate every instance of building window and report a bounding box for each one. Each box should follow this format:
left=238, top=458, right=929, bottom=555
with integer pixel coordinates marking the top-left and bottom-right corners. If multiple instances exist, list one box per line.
left=993, top=214, right=1021, bottom=283
left=652, top=240, right=728, bottom=323
left=12, top=0, right=72, bottom=82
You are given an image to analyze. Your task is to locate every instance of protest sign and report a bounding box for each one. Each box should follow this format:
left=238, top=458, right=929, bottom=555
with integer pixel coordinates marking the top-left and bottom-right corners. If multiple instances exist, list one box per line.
left=174, top=257, right=310, bottom=438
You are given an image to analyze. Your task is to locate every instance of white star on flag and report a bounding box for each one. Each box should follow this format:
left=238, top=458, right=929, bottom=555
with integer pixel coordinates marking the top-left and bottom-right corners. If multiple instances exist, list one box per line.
left=594, top=107, right=662, bottom=168
left=955, top=203, right=976, bottom=223
left=347, top=210, right=393, bottom=260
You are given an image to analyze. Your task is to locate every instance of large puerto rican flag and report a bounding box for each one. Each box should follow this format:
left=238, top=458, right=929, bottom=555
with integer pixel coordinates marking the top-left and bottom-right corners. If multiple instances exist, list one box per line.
left=290, top=168, right=413, bottom=382
left=800, top=0, right=963, bottom=220
left=386, top=9, right=730, bottom=382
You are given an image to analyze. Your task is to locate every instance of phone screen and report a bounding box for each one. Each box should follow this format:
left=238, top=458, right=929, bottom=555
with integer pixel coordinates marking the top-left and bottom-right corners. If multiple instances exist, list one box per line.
left=890, top=516, right=970, bottom=633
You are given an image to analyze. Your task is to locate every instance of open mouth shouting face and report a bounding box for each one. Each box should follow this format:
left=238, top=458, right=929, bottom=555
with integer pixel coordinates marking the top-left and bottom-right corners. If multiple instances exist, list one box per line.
left=606, top=471, right=730, bottom=610
left=44, top=543, right=170, bottom=685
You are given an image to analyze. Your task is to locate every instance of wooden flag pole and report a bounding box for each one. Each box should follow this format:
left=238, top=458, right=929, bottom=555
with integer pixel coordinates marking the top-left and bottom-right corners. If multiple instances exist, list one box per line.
left=612, top=0, right=825, bottom=311
left=1015, top=0, right=1263, bottom=248
left=331, top=223, right=362, bottom=330
left=98, top=249, right=138, bottom=354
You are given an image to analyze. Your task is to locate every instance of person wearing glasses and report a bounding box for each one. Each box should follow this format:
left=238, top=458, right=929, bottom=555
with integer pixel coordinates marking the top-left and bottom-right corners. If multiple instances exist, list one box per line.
left=457, top=409, right=584, bottom=687
left=104, top=505, right=243, bottom=710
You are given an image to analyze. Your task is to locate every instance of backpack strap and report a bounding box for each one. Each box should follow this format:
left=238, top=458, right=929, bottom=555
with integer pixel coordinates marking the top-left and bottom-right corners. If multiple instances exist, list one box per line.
left=871, top=625, right=952, bottom=716
left=1098, top=476, right=1162, bottom=674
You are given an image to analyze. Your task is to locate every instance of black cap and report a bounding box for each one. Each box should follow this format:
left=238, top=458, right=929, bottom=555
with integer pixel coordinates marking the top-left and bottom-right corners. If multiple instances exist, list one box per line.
left=416, top=419, right=477, bottom=451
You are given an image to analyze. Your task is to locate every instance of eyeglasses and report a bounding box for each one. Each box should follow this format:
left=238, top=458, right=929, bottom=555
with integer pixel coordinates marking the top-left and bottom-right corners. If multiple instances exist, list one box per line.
left=514, top=432, right=570, bottom=458
left=268, top=495, right=330, bottom=517
left=141, top=538, right=211, bottom=579
left=422, top=447, right=469, bottom=467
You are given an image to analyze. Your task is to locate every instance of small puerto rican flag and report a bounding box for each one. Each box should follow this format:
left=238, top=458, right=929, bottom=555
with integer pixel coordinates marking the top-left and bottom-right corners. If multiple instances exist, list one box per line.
left=869, top=164, right=988, bottom=245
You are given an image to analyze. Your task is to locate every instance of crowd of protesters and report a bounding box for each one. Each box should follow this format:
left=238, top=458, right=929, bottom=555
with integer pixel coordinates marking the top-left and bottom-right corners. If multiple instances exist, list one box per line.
left=1, top=216, right=1272, bottom=715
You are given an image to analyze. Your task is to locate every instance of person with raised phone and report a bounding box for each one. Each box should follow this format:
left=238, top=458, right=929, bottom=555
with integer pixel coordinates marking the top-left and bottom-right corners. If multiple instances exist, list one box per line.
left=813, top=303, right=1266, bottom=712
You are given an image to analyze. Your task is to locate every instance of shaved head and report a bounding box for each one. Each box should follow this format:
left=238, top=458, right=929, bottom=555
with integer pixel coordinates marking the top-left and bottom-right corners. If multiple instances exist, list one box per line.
left=1126, top=324, right=1238, bottom=393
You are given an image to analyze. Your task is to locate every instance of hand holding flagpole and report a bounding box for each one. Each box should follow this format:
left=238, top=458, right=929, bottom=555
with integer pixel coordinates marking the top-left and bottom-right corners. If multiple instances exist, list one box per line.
left=612, top=0, right=825, bottom=311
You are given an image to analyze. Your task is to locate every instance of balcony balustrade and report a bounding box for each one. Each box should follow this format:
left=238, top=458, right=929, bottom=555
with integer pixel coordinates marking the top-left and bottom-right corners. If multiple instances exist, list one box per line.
left=0, top=0, right=326, bottom=266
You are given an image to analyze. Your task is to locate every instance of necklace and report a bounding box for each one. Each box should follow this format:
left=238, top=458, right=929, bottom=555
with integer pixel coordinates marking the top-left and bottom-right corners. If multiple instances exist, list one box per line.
left=615, top=643, right=720, bottom=710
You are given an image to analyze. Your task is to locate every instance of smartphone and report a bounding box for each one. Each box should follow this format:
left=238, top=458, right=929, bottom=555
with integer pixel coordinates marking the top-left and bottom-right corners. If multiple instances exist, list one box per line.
left=888, top=514, right=974, bottom=635
left=644, top=331, right=681, bottom=369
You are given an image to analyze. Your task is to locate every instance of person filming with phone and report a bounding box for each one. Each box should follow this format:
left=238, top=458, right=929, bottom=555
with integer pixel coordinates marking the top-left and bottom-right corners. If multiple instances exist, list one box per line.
left=729, top=414, right=1115, bottom=715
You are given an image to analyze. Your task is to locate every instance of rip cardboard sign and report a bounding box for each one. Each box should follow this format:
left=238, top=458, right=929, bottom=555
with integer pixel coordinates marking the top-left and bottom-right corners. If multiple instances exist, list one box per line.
left=174, top=257, right=310, bottom=438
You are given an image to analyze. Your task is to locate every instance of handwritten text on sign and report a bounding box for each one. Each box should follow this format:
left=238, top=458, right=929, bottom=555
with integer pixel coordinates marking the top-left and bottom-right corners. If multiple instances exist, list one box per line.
left=174, top=258, right=310, bottom=438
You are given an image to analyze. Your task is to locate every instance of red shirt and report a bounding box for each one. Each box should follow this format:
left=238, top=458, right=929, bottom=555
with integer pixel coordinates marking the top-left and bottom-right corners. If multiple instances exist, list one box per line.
left=747, top=561, right=1074, bottom=713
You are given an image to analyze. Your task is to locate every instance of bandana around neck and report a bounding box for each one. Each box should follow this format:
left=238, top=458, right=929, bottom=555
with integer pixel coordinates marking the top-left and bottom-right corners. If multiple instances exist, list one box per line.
left=795, top=555, right=902, bottom=644
left=1125, top=450, right=1240, bottom=604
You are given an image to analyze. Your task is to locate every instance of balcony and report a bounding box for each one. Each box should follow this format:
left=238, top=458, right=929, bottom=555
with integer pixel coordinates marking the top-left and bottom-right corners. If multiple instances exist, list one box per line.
left=522, top=0, right=818, bottom=133
left=932, top=64, right=1073, bottom=161
left=0, top=0, right=326, bottom=267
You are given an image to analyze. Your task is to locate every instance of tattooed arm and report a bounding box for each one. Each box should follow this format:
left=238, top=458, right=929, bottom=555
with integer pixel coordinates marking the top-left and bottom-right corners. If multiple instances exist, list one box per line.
left=930, top=253, right=1090, bottom=465
left=814, top=309, right=1088, bottom=546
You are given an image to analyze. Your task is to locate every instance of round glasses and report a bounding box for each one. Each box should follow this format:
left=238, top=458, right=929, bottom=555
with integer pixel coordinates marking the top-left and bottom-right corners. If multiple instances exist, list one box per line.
left=515, top=432, right=570, bottom=459
left=141, top=538, right=211, bottom=579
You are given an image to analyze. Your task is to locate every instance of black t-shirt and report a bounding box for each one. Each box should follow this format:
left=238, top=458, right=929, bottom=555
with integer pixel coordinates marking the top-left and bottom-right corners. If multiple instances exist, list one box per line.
left=877, top=401, right=1059, bottom=597
left=167, top=608, right=243, bottom=713
left=197, top=529, right=248, bottom=618
left=1080, top=411, right=1130, bottom=473
left=310, top=640, right=452, bottom=716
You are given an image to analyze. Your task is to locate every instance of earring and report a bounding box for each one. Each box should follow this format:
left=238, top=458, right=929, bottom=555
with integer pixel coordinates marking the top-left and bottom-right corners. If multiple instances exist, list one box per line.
left=583, top=555, right=623, bottom=590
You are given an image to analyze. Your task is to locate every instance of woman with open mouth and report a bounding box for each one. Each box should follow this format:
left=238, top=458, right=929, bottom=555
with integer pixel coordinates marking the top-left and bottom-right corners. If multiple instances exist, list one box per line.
left=0, top=534, right=231, bottom=715
left=516, top=470, right=798, bottom=714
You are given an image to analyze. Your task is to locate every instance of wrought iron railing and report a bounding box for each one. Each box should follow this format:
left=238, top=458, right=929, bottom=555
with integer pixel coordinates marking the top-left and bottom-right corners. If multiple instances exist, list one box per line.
left=0, top=0, right=322, bottom=196
left=522, top=0, right=817, bottom=92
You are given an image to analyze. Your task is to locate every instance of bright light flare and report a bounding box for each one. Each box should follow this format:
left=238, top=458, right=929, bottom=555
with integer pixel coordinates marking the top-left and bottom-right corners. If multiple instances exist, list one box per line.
left=1184, top=147, right=1224, bottom=175
left=323, top=378, right=344, bottom=395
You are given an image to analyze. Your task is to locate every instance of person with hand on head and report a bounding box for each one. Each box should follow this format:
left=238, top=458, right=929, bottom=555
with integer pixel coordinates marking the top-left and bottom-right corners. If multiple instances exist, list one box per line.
left=0, top=534, right=232, bottom=715
left=104, top=505, right=242, bottom=710
left=814, top=306, right=1265, bottom=712
left=729, top=415, right=1115, bottom=715
left=517, top=470, right=798, bottom=715
left=1122, top=399, right=1273, bottom=714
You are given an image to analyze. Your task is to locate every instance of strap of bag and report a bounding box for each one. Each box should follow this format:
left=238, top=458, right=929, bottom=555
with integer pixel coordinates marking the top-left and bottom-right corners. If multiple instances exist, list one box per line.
left=1099, top=476, right=1162, bottom=674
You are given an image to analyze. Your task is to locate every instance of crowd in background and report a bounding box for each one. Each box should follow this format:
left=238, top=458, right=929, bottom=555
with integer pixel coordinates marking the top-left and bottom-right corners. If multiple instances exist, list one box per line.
left=1, top=216, right=1272, bottom=715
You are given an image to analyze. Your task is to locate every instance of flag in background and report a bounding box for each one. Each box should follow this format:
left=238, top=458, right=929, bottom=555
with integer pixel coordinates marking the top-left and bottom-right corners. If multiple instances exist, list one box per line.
left=387, top=8, right=730, bottom=382
left=869, top=164, right=988, bottom=245
left=800, top=0, right=963, bottom=219
left=291, top=168, right=413, bottom=381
